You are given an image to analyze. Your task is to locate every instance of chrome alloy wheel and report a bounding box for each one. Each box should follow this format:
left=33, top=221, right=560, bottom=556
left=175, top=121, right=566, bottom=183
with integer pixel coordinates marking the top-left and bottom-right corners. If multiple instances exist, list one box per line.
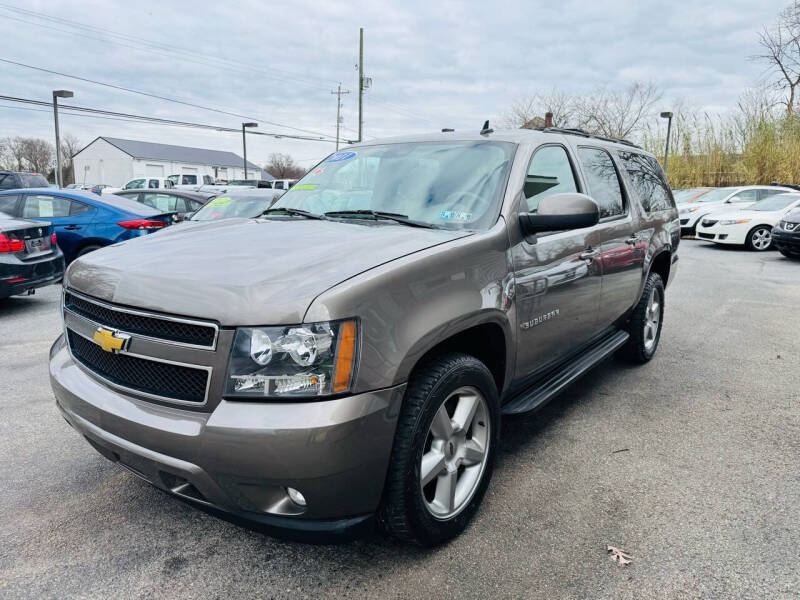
left=643, top=285, right=662, bottom=352
left=751, top=227, right=772, bottom=250
left=420, top=386, right=490, bottom=520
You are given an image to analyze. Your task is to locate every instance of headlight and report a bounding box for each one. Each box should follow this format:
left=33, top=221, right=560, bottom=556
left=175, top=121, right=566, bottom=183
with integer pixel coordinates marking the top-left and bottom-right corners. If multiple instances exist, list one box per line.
left=720, top=219, right=751, bottom=226
left=225, top=320, right=358, bottom=399
left=679, top=206, right=700, bottom=214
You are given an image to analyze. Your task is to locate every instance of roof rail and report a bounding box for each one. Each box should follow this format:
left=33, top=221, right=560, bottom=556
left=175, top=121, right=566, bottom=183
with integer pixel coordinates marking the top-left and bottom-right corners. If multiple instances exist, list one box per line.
left=537, top=127, right=642, bottom=149
left=769, top=182, right=800, bottom=191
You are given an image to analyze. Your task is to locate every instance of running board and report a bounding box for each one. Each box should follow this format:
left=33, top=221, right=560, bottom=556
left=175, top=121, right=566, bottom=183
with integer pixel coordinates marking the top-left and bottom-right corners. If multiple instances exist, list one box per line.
left=502, top=330, right=630, bottom=415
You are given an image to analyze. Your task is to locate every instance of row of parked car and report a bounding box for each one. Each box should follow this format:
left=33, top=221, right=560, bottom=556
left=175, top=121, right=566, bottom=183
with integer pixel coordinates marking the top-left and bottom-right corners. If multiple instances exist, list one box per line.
left=675, top=184, right=800, bottom=257
left=0, top=178, right=285, bottom=300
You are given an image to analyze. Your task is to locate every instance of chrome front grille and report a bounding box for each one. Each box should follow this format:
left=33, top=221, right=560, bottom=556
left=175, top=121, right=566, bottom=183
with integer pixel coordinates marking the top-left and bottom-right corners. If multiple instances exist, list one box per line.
left=64, top=290, right=218, bottom=349
left=62, top=289, right=220, bottom=406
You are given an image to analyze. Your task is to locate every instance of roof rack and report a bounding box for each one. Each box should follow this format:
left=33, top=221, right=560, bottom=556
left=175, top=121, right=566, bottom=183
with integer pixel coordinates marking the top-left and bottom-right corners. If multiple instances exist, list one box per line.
left=536, top=127, right=642, bottom=149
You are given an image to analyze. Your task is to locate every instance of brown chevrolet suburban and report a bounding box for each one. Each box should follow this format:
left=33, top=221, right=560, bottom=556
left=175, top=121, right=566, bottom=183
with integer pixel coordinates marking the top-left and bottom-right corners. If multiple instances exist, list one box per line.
left=50, top=127, right=679, bottom=545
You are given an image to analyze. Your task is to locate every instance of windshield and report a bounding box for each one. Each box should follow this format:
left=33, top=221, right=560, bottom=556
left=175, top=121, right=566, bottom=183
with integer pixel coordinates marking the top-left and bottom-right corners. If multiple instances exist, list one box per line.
left=271, top=141, right=515, bottom=230
left=191, top=194, right=274, bottom=221
left=694, top=187, right=735, bottom=203
left=750, top=194, right=800, bottom=211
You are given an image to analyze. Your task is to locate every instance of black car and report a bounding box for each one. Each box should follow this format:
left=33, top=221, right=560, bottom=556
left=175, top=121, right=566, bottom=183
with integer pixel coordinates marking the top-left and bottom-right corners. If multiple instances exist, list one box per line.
left=773, top=208, right=800, bottom=258
left=0, top=212, right=65, bottom=299
left=0, top=171, right=50, bottom=190
left=113, top=189, right=215, bottom=221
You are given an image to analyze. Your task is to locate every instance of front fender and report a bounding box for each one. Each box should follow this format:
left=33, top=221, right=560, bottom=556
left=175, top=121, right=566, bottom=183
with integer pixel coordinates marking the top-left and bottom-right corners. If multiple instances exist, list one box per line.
left=304, top=223, right=514, bottom=394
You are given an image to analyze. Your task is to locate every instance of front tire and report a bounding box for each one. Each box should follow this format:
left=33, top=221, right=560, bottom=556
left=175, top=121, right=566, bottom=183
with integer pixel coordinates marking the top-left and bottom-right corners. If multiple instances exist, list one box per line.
left=379, top=353, right=500, bottom=546
left=620, top=272, right=665, bottom=364
left=745, top=226, right=773, bottom=251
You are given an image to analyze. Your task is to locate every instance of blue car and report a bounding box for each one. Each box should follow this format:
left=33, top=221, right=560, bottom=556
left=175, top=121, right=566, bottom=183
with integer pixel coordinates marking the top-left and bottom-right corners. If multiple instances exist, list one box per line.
left=0, top=189, right=175, bottom=264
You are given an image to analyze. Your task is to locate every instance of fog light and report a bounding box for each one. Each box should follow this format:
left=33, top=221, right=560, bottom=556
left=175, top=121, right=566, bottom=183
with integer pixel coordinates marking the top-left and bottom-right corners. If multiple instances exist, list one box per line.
left=286, top=487, right=307, bottom=507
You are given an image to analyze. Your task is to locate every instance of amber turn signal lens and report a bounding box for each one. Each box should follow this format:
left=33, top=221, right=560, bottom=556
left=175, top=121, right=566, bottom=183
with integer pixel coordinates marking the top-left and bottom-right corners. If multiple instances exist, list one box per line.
left=333, top=320, right=357, bottom=393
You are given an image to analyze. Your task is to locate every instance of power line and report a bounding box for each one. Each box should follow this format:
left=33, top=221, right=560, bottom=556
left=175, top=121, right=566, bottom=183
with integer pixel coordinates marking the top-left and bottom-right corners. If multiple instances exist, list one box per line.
left=0, top=94, right=348, bottom=143
left=0, top=58, right=340, bottom=141
left=0, top=5, right=340, bottom=91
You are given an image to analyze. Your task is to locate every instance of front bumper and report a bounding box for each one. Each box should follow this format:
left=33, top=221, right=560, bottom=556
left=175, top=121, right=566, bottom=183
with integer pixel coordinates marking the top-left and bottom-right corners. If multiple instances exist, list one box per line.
left=695, top=223, right=746, bottom=245
left=0, top=250, right=64, bottom=298
left=50, top=334, right=404, bottom=540
left=772, top=228, right=800, bottom=252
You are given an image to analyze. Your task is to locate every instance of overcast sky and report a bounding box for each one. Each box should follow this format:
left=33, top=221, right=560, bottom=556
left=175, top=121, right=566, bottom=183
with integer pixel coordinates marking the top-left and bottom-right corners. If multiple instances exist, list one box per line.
left=0, top=0, right=788, bottom=170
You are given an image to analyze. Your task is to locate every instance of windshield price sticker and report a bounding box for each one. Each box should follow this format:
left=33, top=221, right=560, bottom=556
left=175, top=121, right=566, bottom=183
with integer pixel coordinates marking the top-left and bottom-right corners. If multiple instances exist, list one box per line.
left=325, top=151, right=356, bottom=162
left=439, top=210, right=473, bottom=222
left=293, top=184, right=318, bottom=190
left=209, top=196, right=231, bottom=207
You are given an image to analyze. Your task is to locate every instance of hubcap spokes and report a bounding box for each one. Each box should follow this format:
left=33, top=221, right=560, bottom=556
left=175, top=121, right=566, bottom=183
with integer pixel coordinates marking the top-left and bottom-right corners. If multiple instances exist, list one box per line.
left=753, top=229, right=771, bottom=250
left=420, top=386, right=490, bottom=520
left=643, top=287, right=661, bottom=352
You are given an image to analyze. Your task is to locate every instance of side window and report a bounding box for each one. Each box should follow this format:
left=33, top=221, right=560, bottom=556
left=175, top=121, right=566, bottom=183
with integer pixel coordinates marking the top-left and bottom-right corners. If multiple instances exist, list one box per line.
left=21, top=195, right=72, bottom=218
left=148, top=179, right=160, bottom=188
left=618, top=152, right=672, bottom=213
left=0, top=195, right=19, bottom=215
left=523, top=145, right=578, bottom=212
left=69, top=201, right=92, bottom=216
left=203, top=175, right=214, bottom=185
left=125, top=179, right=145, bottom=189
left=730, top=189, right=757, bottom=203
left=141, top=193, right=178, bottom=212
left=274, top=181, right=284, bottom=190
left=577, top=147, right=625, bottom=219
left=757, top=188, right=784, bottom=201
left=182, top=175, right=197, bottom=185
left=0, top=174, right=16, bottom=190
left=174, top=198, right=187, bottom=212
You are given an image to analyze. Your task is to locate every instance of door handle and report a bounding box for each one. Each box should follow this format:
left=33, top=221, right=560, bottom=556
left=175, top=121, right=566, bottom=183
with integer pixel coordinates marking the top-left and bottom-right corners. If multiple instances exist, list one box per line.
left=63, top=225, right=81, bottom=230
left=579, top=248, right=600, bottom=261
left=625, top=235, right=638, bottom=246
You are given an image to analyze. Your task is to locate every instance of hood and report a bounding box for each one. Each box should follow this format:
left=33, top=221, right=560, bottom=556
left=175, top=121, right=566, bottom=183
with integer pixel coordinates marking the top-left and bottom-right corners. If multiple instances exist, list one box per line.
left=704, top=208, right=778, bottom=222
left=66, top=217, right=470, bottom=325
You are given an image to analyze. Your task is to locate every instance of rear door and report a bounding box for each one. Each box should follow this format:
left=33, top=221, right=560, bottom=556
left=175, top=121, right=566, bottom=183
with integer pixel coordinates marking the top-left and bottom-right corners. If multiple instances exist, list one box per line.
left=573, top=145, right=644, bottom=326
left=20, top=194, right=96, bottom=259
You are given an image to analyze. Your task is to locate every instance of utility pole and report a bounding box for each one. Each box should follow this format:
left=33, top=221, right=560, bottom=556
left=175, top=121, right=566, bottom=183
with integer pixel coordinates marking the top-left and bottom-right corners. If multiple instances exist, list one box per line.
left=358, top=27, right=363, bottom=142
left=242, top=122, right=257, bottom=179
left=331, top=84, right=350, bottom=150
left=52, top=90, right=73, bottom=187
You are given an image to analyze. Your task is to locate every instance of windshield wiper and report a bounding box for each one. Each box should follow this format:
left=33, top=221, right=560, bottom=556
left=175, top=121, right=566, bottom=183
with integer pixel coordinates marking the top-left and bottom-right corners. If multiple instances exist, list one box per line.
left=260, top=207, right=326, bottom=220
left=324, top=210, right=438, bottom=229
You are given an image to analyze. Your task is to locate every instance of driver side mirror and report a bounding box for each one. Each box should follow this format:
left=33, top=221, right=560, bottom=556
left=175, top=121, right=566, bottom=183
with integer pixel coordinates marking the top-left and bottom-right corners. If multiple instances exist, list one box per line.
left=519, top=193, right=600, bottom=236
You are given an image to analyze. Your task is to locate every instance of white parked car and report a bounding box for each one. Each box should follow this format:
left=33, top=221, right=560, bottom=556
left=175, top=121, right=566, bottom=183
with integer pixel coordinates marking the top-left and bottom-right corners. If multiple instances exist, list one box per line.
left=677, top=185, right=795, bottom=235
left=169, top=173, right=215, bottom=188
left=695, top=193, right=800, bottom=251
left=102, top=177, right=175, bottom=195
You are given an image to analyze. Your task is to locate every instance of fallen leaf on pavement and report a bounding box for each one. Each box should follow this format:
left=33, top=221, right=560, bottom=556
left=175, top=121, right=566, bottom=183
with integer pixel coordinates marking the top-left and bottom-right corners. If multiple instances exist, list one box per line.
left=607, top=545, right=633, bottom=566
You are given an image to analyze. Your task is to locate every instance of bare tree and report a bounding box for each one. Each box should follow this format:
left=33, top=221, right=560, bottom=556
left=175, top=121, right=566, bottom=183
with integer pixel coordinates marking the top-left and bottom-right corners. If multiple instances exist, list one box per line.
left=573, top=81, right=662, bottom=139
left=754, top=1, right=800, bottom=116
left=3, top=137, right=27, bottom=171
left=60, top=133, right=82, bottom=185
left=23, top=139, right=53, bottom=174
left=265, top=153, right=305, bottom=179
left=504, top=89, right=576, bottom=129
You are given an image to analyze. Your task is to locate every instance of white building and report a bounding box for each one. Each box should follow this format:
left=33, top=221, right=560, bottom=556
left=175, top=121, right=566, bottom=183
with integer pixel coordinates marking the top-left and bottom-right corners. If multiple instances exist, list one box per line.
left=72, top=137, right=271, bottom=187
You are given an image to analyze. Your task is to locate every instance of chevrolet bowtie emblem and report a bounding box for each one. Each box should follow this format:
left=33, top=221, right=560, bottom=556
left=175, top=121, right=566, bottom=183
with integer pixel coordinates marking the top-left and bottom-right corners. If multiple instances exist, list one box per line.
left=92, top=327, right=130, bottom=353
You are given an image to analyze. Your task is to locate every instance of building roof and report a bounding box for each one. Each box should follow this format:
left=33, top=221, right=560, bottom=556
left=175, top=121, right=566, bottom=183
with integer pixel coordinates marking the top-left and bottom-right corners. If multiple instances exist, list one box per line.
left=78, top=136, right=272, bottom=179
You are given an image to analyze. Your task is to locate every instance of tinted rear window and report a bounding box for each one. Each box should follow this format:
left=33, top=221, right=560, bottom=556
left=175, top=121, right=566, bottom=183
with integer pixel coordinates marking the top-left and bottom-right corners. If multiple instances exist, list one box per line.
left=20, top=174, right=49, bottom=187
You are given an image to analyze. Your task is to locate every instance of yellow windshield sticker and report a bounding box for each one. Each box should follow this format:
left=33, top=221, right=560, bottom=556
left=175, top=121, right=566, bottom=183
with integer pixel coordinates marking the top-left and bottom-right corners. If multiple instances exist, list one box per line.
left=293, top=184, right=318, bottom=190
left=209, top=196, right=231, bottom=206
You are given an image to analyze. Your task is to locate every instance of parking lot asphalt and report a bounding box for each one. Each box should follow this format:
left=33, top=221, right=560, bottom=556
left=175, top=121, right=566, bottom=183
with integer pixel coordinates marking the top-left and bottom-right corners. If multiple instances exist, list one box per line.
left=1, top=240, right=799, bottom=599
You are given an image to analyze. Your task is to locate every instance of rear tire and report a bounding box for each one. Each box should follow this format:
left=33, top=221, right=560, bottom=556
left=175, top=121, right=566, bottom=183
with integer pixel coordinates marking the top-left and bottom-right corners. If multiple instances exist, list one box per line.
left=620, top=272, right=665, bottom=364
left=745, top=226, right=773, bottom=251
left=379, top=353, right=500, bottom=546
left=76, top=245, right=102, bottom=258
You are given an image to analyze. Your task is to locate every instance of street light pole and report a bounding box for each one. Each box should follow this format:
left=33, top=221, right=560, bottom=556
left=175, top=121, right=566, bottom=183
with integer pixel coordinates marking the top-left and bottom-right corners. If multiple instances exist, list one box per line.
left=241, top=122, right=257, bottom=179
left=660, top=111, right=673, bottom=175
left=52, top=90, right=74, bottom=188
